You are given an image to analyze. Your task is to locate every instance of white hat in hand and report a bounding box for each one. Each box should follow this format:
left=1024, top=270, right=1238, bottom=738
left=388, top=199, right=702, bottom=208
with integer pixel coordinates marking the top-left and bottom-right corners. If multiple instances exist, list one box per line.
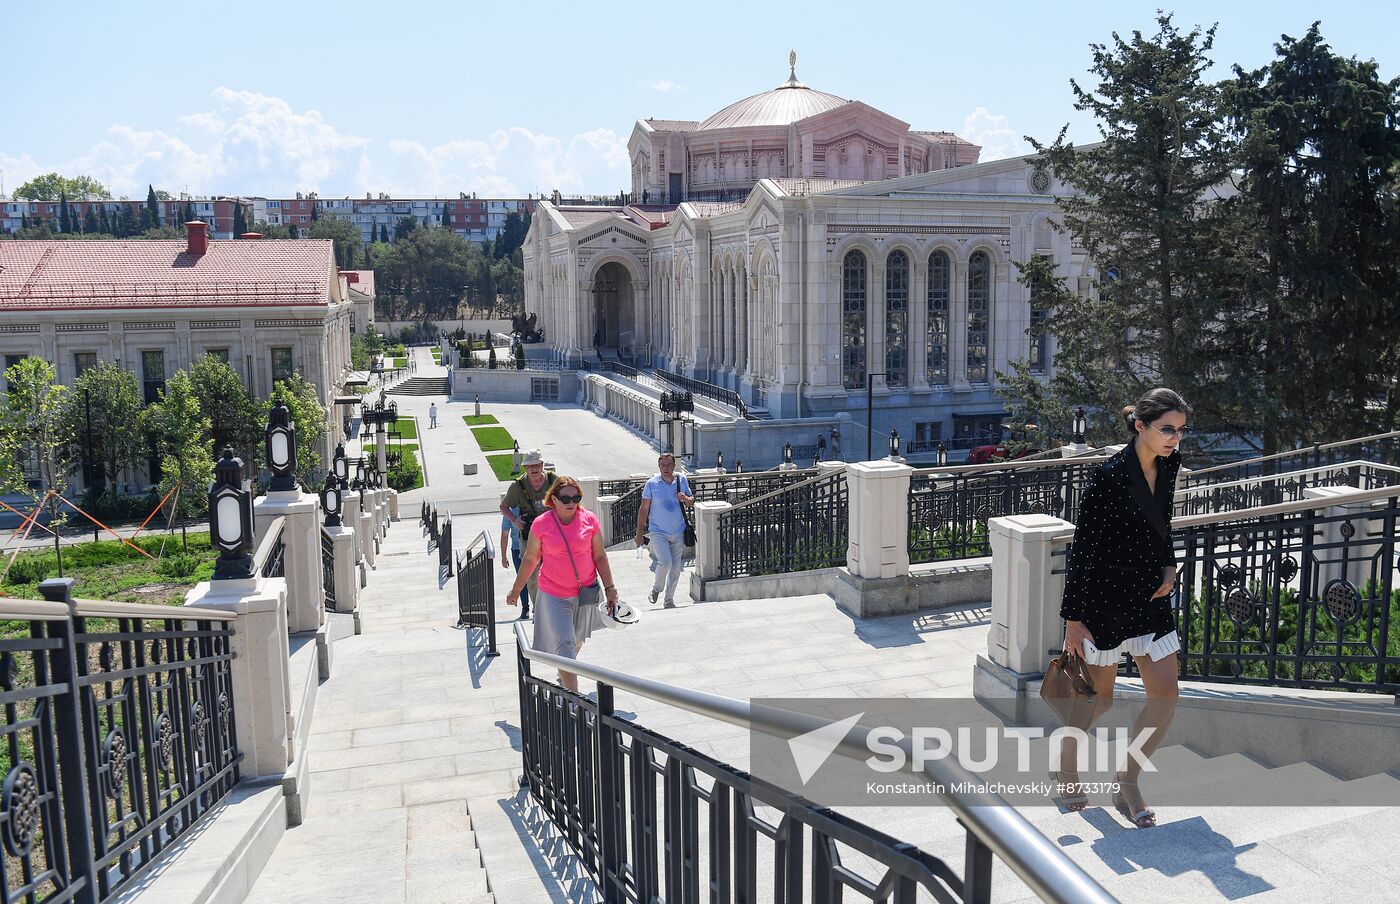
left=598, top=598, right=640, bottom=629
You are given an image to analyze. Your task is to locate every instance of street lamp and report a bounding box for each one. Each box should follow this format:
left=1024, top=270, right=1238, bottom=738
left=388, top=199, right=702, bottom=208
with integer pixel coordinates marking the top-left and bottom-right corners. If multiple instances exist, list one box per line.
left=1073, top=407, right=1087, bottom=445
left=735, top=459, right=743, bottom=473
left=937, top=442, right=948, bottom=467
left=333, top=442, right=349, bottom=481
left=265, top=400, right=297, bottom=492
left=783, top=442, right=793, bottom=465
left=321, top=473, right=343, bottom=527
left=209, top=446, right=254, bottom=580
left=716, top=450, right=724, bottom=471
left=889, top=428, right=900, bottom=459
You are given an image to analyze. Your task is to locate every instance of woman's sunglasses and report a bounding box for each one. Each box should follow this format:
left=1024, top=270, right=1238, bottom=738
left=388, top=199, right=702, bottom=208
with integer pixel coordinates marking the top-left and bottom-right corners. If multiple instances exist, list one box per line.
left=554, top=493, right=583, bottom=505
left=1148, top=423, right=1191, bottom=440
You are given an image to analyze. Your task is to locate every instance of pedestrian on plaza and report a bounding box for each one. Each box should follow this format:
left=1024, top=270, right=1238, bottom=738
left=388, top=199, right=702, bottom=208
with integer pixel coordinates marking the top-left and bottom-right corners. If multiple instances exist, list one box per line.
left=429, top=402, right=438, bottom=429
left=500, top=501, right=530, bottom=620
left=634, top=451, right=693, bottom=608
left=1055, top=387, right=1190, bottom=828
left=500, top=450, right=557, bottom=613
left=505, top=476, right=618, bottom=692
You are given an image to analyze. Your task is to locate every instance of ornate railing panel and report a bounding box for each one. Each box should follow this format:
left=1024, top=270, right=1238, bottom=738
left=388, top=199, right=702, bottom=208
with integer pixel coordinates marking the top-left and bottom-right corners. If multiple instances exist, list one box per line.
left=1118, top=495, right=1400, bottom=693
left=438, top=515, right=453, bottom=577
left=454, top=533, right=498, bottom=657
left=717, top=471, right=848, bottom=579
left=0, top=597, right=240, bottom=904
left=598, top=478, right=645, bottom=498
left=908, top=463, right=1097, bottom=564
left=689, top=468, right=819, bottom=505
left=321, top=528, right=336, bottom=611
left=1180, top=429, right=1400, bottom=488
left=654, top=368, right=754, bottom=420
left=1173, top=461, right=1400, bottom=518
left=610, top=485, right=644, bottom=544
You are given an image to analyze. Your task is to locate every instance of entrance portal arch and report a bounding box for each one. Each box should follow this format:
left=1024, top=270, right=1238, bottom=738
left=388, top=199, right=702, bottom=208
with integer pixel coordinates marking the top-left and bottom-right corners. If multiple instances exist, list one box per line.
left=590, top=261, right=635, bottom=350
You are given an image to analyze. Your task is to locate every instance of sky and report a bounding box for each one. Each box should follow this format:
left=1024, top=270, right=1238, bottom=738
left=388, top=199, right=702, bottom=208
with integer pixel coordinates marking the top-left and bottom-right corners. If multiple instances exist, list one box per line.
left=3, top=1, right=1398, bottom=201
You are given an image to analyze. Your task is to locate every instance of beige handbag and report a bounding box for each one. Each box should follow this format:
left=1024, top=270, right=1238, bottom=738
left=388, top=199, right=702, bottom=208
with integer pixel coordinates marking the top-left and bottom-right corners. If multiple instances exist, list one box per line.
left=1040, top=650, right=1097, bottom=724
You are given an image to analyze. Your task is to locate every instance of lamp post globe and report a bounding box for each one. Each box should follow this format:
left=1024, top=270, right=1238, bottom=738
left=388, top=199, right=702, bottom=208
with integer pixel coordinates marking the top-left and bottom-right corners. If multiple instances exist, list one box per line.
left=321, top=473, right=343, bottom=527
left=716, top=450, right=724, bottom=471
left=1073, top=407, right=1088, bottom=445
left=937, top=441, right=948, bottom=467
left=265, top=400, right=297, bottom=492
left=783, top=442, right=792, bottom=465
left=333, top=443, right=348, bottom=481
left=889, top=428, right=900, bottom=459
left=209, top=446, right=254, bottom=579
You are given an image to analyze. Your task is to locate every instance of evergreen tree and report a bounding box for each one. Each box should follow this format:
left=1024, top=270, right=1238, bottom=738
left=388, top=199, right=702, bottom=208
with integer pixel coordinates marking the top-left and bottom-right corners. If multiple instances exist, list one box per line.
left=58, top=192, right=71, bottom=233
left=145, top=185, right=161, bottom=230
left=288, top=223, right=300, bottom=239
left=233, top=203, right=247, bottom=236
left=121, top=204, right=138, bottom=237
left=441, top=204, right=451, bottom=227
left=99, top=205, right=111, bottom=235
left=182, top=199, right=196, bottom=226
left=83, top=206, right=99, bottom=234
left=363, top=243, right=372, bottom=269
left=310, top=202, right=319, bottom=222
left=379, top=224, right=389, bottom=243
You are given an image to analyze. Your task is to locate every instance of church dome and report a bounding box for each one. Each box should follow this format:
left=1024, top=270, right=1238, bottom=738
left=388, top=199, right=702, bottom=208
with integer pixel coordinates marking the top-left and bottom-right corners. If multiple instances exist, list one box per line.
left=697, top=60, right=847, bottom=130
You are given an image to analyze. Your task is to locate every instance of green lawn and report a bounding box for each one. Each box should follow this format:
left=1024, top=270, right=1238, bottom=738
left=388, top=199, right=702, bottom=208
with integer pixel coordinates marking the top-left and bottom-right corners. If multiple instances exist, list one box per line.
left=462, top=414, right=499, bottom=426
left=393, top=416, right=419, bottom=440
left=486, top=454, right=519, bottom=481
left=1, top=532, right=217, bottom=609
left=390, top=357, right=407, bottom=369
left=472, top=426, right=515, bottom=452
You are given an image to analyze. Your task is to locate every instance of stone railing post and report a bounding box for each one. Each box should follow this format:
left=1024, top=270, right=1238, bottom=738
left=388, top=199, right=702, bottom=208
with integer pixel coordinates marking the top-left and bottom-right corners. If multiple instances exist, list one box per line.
left=596, top=495, right=619, bottom=545
left=694, top=500, right=731, bottom=582
left=578, top=476, right=601, bottom=508
left=254, top=490, right=323, bottom=634
left=359, top=496, right=377, bottom=568
left=845, top=460, right=913, bottom=579
left=389, top=488, right=400, bottom=521
left=328, top=525, right=360, bottom=628
left=986, top=514, right=1074, bottom=677
left=185, top=574, right=292, bottom=779
left=342, top=490, right=363, bottom=561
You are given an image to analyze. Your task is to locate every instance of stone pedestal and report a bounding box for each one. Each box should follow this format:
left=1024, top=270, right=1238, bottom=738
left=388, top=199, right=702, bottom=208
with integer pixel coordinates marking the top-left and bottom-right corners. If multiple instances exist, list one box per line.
left=360, top=509, right=377, bottom=567
left=327, top=525, right=360, bottom=624
left=597, top=495, right=620, bottom=545
left=1060, top=443, right=1090, bottom=458
left=694, top=500, right=732, bottom=581
left=185, top=576, right=292, bottom=779
left=389, top=489, right=399, bottom=522
left=986, top=514, right=1074, bottom=676
left=342, top=492, right=363, bottom=562
left=845, top=460, right=913, bottom=579
left=253, top=491, right=324, bottom=635
left=578, top=477, right=601, bottom=508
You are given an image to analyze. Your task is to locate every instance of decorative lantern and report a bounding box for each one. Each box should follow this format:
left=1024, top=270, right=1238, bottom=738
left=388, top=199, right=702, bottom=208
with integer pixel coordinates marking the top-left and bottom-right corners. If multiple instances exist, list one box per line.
left=387, top=399, right=399, bottom=425
left=265, top=400, right=297, bottom=492
left=937, top=442, right=948, bottom=467
left=716, top=450, right=724, bottom=471
left=333, top=442, right=349, bottom=481
left=735, top=459, right=743, bottom=474
left=209, top=446, right=254, bottom=579
left=321, top=473, right=343, bottom=527
left=783, top=442, right=793, bottom=465
left=1073, top=407, right=1088, bottom=445
left=890, top=428, right=900, bottom=459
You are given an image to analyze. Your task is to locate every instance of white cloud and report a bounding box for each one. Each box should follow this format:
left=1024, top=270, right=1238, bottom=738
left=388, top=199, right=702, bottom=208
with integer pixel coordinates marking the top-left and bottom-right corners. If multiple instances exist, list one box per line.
left=4, top=89, right=628, bottom=199
left=961, top=108, right=1031, bottom=162
left=647, top=79, right=685, bottom=92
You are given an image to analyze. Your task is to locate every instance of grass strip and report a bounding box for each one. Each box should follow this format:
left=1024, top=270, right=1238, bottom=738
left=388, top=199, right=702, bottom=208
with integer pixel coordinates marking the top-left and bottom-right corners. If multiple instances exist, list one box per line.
left=393, top=416, right=419, bottom=440
left=486, top=454, right=519, bottom=481
left=472, top=426, right=515, bottom=452
left=462, top=414, right=499, bottom=426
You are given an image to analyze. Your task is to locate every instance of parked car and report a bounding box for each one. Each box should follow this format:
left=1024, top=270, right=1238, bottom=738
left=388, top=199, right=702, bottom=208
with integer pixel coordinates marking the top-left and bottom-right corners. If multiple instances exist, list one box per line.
left=967, top=445, right=1041, bottom=465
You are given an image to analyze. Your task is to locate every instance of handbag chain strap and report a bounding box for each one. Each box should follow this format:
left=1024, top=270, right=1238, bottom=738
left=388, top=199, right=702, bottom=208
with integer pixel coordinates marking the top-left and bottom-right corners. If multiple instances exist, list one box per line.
left=550, top=511, right=590, bottom=594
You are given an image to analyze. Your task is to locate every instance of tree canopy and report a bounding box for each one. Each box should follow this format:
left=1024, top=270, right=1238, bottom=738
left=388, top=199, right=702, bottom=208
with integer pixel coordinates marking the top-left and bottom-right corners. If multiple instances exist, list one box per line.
left=14, top=172, right=112, bottom=200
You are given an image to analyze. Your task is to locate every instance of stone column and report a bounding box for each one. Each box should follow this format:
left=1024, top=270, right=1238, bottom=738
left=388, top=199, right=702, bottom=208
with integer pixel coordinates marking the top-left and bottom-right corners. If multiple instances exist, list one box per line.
left=184, top=575, right=292, bottom=779
left=596, top=495, right=619, bottom=546
left=389, top=489, right=399, bottom=521
left=578, top=477, right=601, bottom=509
left=376, top=428, right=387, bottom=474
left=845, top=460, right=913, bottom=579
left=986, top=514, right=1073, bottom=677
left=327, top=525, right=360, bottom=627
left=694, top=500, right=732, bottom=582
left=359, top=496, right=377, bottom=568
left=253, top=491, right=324, bottom=635
left=342, top=490, right=363, bottom=562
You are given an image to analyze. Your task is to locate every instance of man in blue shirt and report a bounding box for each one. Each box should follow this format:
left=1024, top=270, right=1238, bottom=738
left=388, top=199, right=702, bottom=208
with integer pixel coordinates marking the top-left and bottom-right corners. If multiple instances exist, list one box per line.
left=499, top=504, right=530, bottom=620
left=634, top=452, right=693, bottom=608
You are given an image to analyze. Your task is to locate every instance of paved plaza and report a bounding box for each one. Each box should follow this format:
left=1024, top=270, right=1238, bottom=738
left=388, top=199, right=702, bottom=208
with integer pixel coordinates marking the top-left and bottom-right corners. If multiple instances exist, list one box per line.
left=244, top=351, right=1400, bottom=903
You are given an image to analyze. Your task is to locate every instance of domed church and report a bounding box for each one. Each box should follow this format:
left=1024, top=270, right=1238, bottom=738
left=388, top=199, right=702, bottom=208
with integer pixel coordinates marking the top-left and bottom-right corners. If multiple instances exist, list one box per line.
left=523, top=56, right=1090, bottom=457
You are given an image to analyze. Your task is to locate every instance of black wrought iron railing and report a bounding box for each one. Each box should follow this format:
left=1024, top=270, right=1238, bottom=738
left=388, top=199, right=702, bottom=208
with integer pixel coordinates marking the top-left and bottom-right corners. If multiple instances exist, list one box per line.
left=717, top=470, right=848, bottom=579
left=599, top=478, right=645, bottom=498
left=438, top=514, right=453, bottom=577
left=514, top=624, right=1113, bottom=904
left=654, top=368, right=754, bottom=420
left=454, top=532, right=498, bottom=657
left=0, top=590, right=241, bottom=903
left=610, top=484, right=645, bottom=544
left=1173, top=460, right=1400, bottom=518
left=1181, top=429, right=1400, bottom=488
left=908, top=460, right=1102, bottom=565
left=689, top=467, right=819, bottom=505
left=1109, top=484, right=1400, bottom=693
left=257, top=519, right=286, bottom=579
left=604, top=360, right=639, bottom=379
left=321, top=528, right=337, bottom=611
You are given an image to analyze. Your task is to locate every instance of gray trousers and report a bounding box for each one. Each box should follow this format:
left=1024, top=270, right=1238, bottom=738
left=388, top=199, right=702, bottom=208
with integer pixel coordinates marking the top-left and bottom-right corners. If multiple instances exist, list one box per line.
left=649, top=530, right=687, bottom=603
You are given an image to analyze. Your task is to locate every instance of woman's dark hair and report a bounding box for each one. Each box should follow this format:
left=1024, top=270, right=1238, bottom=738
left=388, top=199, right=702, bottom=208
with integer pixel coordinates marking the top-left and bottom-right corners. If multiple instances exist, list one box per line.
left=1122, top=388, right=1191, bottom=434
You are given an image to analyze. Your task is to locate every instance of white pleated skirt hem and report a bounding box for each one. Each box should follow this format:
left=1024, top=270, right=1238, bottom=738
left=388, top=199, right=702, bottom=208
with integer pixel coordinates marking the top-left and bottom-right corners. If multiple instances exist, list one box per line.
left=1082, top=629, right=1180, bottom=667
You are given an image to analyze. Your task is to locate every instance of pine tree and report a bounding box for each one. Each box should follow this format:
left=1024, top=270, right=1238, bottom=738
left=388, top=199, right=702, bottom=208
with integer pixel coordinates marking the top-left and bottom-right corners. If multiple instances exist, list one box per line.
left=441, top=204, right=451, bottom=227
left=99, top=205, right=111, bottom=235
left=121, top=204, right=138, bottom=237
left=233, top=203, right=247, bottom=236
left=363, top=243, right=371, bottom=268
left=310, top=203, right=319, bottom=222
left=83, top=207, right=99, bottom=234
left=58, top=192, right=71, bottom=233
left=145, top=185, right=161, bottom=230
left=379, top=224, right=389, bottom=243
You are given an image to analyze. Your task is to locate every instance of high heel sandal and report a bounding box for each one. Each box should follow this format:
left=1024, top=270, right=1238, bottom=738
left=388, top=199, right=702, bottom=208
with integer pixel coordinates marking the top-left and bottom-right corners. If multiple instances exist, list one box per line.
left=1050, top=770, right=1089, bottom=812
left=1113, top=773, right=1156, bottom=828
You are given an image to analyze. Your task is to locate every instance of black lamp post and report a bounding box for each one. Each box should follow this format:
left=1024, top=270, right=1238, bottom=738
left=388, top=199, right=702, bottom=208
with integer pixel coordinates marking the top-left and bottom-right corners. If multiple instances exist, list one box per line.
left=716, top=450, right=724, bottom=471
left=321, top=473, right=343, bottom=527
left=1073, top=407, right=1087, bottom=445
left=831, top=425, right=841, bottom=459
left=783, top=442, right=793, bottom=465
left=936, top=442, right=948, bottom=467
left=333, top=442, right=349, bottom=482
left=865, top=372, right=887, bottom=460
left=735, top=459, right=743, bottom=473
left=889, top=428, right=900, bottom=459
left=209, top=446, right=254, bottom=579
left=265, top=400, right=297, bottom=492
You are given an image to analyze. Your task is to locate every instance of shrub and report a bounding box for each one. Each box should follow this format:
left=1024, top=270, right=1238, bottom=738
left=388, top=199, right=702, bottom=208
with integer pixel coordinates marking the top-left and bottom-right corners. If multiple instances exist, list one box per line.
left=157, top=553, right=201, bottom=579
left=387, top=450, right=423, bottom=492
left=5, top=555, right=57, bottom=585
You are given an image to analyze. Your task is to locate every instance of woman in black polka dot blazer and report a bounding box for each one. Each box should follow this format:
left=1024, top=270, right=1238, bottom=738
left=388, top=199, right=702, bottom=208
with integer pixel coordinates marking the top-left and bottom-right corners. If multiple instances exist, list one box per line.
left=1055, top=387, right=1191, bottom=828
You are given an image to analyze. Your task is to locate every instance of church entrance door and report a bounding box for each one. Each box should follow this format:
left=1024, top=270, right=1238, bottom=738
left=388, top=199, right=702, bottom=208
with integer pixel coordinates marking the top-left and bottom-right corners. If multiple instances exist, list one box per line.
left=591, top=262, right=633, bottom=351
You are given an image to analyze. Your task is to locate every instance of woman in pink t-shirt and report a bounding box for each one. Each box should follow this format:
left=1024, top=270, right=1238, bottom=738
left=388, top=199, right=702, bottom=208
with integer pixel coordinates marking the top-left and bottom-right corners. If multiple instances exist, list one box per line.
left=505, top=476, right=619, bottom=692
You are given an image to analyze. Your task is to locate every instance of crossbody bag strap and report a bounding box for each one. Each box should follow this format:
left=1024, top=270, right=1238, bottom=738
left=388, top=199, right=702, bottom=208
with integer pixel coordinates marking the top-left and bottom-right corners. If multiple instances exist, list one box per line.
left=549, top=511, right=587, bottom=593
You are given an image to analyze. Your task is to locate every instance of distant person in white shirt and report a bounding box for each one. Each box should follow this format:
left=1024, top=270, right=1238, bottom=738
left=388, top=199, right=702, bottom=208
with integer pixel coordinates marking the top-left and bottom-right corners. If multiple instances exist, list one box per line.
left=429, top=402, right=438, bottom=429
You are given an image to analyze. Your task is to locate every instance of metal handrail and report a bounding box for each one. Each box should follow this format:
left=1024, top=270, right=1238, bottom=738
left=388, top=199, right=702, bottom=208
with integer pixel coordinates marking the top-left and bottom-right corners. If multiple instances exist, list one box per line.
left=252, top=515, right=286, bottom=570
left=909, top=453, right=1113, bottom=479
left=512, top=623, right=1115, bottom=904
left=716, top=465, right=841, bottom=511
left=1184, top=428, right=1400, bottom=479
left=1172, top=459, right=1400, bottom=499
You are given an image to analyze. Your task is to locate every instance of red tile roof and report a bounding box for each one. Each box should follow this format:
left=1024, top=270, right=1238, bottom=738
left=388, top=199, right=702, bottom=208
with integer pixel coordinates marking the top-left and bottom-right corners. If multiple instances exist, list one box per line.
left=0, top=239, right=336, bottom=311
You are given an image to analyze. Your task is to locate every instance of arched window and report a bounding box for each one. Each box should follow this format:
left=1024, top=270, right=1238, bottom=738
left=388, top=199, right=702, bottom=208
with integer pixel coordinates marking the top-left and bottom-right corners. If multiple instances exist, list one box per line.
left=966, top=251, right=990, bottom=383
left=842, top=250, right=867, bottom=390
left=885, top=250, right=908, bottom=387
left=1028, top=257, right=1050, bottom=373
left=927, top=251, right=949, bottom=385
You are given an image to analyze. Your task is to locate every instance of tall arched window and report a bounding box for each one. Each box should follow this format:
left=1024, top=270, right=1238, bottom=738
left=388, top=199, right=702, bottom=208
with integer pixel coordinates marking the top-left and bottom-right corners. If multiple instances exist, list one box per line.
left=885, top=250, right=908, bottom=387
left=927, top=251, right=949, bottom=385
left=1028, top=258, right=1049, bottom=373
left=966, top=251, right=990, bottom=383
left=842, top=250, right=867, bottom=390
